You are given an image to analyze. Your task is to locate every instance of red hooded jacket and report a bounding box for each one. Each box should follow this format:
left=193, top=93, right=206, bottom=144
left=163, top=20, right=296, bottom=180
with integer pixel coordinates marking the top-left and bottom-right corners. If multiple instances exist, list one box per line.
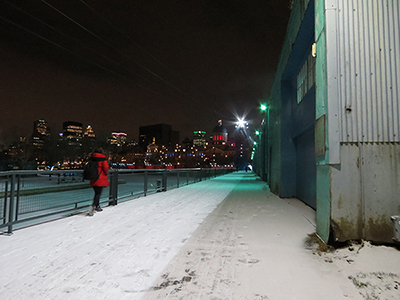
left=90, top=152, right=109, bottom=187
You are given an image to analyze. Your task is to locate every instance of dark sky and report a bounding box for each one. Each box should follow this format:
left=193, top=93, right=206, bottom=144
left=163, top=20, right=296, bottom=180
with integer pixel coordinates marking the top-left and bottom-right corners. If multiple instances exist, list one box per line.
left=0, top=0, right=291, bottom=144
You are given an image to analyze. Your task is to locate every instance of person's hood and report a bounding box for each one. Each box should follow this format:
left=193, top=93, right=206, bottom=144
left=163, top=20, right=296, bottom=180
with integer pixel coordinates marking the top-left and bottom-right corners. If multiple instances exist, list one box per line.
left=91, top=152, right=107, bottom=161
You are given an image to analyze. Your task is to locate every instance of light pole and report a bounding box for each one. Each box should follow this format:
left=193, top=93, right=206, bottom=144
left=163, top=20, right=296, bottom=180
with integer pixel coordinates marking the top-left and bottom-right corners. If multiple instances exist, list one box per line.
left=234, top=116, right=250, bottom=170
left=260, top=103, right=269, bottom=182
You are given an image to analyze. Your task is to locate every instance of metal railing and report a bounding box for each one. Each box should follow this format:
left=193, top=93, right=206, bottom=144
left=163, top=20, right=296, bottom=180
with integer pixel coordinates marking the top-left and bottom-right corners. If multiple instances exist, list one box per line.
left=0, top=168, right=233, bottom=234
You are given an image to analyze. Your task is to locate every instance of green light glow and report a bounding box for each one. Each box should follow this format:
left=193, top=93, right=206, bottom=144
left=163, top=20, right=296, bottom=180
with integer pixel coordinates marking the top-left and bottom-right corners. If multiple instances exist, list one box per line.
left=260, top=104, right=267, bottom=111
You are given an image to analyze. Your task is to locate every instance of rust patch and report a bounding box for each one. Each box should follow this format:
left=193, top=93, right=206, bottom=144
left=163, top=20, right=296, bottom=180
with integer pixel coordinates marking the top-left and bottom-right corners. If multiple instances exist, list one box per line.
left=332, top=215, right=394, bottom=243
left=366, top=216, right=393, bottom=243
left=338, top=195, right=343, bottom=210
left=331, top=217, right=363, bottom=242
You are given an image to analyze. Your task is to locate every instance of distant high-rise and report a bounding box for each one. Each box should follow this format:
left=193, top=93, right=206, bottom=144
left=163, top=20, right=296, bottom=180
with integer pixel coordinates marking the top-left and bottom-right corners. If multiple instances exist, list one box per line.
left=84, top=125, right=96, bottom=139
left=193, top=130, right=206, bottom=147
left=139, top=124, right=179, bottom=149
left=212, top=120, right=228, bottom=145
left=30, top=119, right=50, bottom=149
left=62, top=121, right=83, bottom=146
left=107, top=132, right=127, bottom=147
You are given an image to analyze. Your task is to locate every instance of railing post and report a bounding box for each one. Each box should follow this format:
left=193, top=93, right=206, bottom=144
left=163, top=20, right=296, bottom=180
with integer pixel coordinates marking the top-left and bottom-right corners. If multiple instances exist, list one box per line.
left=15, top=175, right=21, bottom=221
left=108, top=170, right=118, bottom=206
left=162, top=170, right=167, bottom=191
left=108, top=172, right=112, bottom=204
left=3, top=177, right=8, bottom=226
left=7, top=174, right=16, bottom=235
left=144, top=170, right=148, bottom=196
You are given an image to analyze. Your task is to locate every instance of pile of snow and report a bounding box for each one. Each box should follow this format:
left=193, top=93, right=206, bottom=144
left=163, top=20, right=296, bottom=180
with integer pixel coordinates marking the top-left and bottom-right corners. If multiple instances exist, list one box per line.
left=311, top=240, right=400, bottom=299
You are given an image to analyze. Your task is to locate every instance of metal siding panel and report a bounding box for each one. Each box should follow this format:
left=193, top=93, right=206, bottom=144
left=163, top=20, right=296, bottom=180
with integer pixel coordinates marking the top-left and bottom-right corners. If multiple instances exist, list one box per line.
left=331, top=144, right=363, bottom=241
left=331, top=143, right=400, bottom=242
left=335, top=0, right=400, bottom=142
left=362, top=143, right=400, bottom=242
left=363, top=2, right=375, bottom=141
left=389, top=3, right=398, bottom=140
left=389, top=0, right=400, bottom=140
left=325, top=0, right=341, bottom=163
left=393, top=1, right=400, bottom=140
left=358, top=0, right=369, bottom=141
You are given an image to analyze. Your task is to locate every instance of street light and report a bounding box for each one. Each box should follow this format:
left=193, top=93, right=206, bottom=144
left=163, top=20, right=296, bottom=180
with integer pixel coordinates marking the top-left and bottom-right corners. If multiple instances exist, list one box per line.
left=258, top=102, right=270, bottom=181
left=260, top=104, right=267, bottom=112
left=235, top=117, right=248, bottom=129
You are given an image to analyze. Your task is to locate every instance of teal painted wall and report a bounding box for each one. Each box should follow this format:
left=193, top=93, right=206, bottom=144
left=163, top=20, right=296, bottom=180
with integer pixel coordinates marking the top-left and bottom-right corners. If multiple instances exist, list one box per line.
left=255, top=0, right=332, bottom=242
left=267, top=0, right=312, bottom=196
left=314, top=0, right=331, bottom=242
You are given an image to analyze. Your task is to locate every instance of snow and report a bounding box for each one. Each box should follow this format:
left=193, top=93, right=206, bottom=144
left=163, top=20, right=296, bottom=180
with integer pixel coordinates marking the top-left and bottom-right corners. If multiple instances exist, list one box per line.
left=1, top=172, right=400, bottom=300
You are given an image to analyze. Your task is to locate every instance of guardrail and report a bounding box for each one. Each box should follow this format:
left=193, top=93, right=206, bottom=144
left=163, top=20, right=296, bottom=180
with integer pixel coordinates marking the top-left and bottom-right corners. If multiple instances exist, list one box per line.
left=0, top=168, right=233, bottom=234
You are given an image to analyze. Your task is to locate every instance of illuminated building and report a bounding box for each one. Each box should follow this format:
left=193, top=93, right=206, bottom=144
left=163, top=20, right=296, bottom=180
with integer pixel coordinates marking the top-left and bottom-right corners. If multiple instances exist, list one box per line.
left=211, top=120, right=228, bottom=145
left=62, top=121, right=83, bottom=146
left=84, top=125, right=96, bottom=139
left=108, top=132, right=128, bottom=147
left=30, top=119, right=50, bottom=149
left=193, top=131, right=206, bottom=147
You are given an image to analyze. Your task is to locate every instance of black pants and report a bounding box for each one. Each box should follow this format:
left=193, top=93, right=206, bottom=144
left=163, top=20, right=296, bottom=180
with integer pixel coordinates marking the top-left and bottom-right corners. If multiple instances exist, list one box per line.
left=92, top=186, right=103, bottom=207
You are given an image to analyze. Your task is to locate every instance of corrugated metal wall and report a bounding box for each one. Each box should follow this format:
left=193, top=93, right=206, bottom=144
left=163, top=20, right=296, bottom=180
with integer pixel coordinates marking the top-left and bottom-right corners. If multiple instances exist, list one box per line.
left=335, top=0, right=400, bottom=142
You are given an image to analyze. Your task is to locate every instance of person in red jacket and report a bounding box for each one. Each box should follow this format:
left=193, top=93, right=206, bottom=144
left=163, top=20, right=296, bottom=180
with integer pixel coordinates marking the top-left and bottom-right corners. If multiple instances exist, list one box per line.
left=88, top=149, right=109, bottom=216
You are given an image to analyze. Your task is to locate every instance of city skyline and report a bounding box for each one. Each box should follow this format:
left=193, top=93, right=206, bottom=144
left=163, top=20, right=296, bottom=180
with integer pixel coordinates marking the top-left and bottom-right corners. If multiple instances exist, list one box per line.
left=2, top=117, right=243, bottom=148
left=0, top=1, right=291, bottom=146
left=0, top=116, right=248, bottom=171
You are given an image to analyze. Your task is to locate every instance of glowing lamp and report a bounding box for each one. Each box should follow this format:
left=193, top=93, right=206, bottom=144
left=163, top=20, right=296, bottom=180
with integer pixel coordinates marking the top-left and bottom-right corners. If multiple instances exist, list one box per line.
left=236, top=118, right=248, bottom=128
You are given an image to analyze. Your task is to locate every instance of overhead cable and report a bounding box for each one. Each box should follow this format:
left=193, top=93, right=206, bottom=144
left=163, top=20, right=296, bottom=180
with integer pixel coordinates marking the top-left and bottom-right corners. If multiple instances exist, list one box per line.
left=41, top=0, right=189, bottom=96
left=0, top=15, right=161, bottom=96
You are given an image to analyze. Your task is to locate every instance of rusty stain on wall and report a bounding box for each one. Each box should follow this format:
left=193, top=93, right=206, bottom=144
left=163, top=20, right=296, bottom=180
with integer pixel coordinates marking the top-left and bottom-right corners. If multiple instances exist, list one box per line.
left=337, top=194, right=343, bottom=210
left=366, top=216, right=393, bottom=242
left=331, top=217, right=363, bottom=242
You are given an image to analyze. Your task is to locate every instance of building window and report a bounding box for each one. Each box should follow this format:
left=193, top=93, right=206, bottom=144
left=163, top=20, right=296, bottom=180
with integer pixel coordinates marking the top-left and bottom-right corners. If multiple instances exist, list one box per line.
left=297, top=52, right=316, bottom=103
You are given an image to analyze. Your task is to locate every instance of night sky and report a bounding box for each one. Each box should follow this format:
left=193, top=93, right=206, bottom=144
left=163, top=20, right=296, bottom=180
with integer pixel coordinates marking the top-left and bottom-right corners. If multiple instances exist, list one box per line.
left=0, top=0, right=291, bottom=144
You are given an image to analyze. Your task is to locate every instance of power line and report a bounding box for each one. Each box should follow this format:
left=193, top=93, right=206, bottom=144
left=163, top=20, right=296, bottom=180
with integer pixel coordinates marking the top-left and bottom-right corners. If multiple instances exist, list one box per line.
left=43, top=0, right=220, bottom=113
left=77, top=0, right=220, bottom=109
left=2, top=0, right=161, bottom=88
left=58, top=0, right=223, bottom=116
left=41, top=0, right=189, bottom=97
left=1, top=1, right=225, bottom=119
left=0, top=15, right=162, bottom=96
left=79, top=0, right=185, bottom=83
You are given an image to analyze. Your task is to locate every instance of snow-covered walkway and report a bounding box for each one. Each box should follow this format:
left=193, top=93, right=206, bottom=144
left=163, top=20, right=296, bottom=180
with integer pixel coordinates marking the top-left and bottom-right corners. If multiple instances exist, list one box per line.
left=1, top=172, right=399, bottom=299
